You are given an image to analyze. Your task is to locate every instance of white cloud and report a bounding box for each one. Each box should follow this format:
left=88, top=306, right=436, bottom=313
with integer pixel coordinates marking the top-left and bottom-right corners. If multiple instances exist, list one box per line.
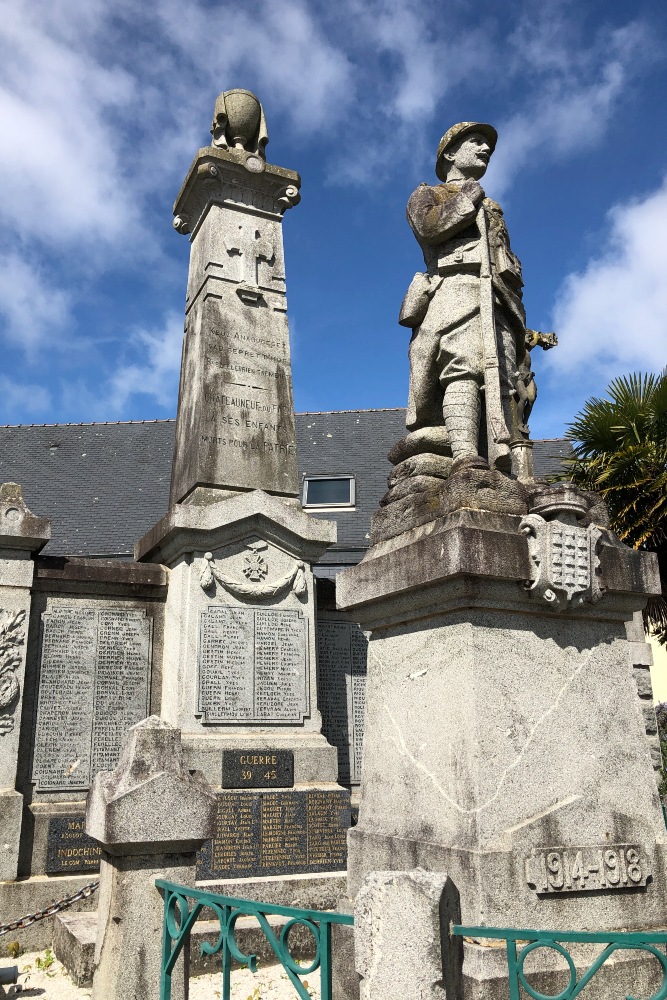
left=0, top=2, right=142, bottom=250
left=0, top=252, right=72, bottom=352
left=152, top=0, right=352, bottom=135
left=547, top=179, right=667, bottom=378
left=484, top=19, right=651, bottom=199
left=104, top=312, right=184, bottom=414
left=0, top=376, right=52, bottom=420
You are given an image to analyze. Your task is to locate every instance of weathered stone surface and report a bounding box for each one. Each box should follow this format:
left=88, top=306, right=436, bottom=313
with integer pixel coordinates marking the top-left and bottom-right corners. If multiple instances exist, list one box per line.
left=35, top=556, right=167, bottom=588
left=169, top=92, right=302, bottom=506
left=0, top=486, right=50, bottom=881
left=373, top=467, right=529, bottom=542
left=355, top=870, right=457, bottom=1000
left=317, top=619, right=367, bottom=785
left=32, top=606, right=152, bottom=791
left=387, top=427, right=452, bottom=464
left=135, top=488, right=335, bottom=565
left=86, top=717, right=216, bottom=1000
left=0, top=483, right=51, bottom=551
left=137, top=495, right=337, bottom=773
left=339, top=517, right=667, bottom=950
left=387, top=453, right=453, bottom=487
left=86, top=717, right=217, bottom=853
left=0, top=789, right=23, bottom=882
left=53, top=911, right=97, bottom=987
left=0, top=874, right=98, bottom=955
left=92, top=852, right=194, bottom=1000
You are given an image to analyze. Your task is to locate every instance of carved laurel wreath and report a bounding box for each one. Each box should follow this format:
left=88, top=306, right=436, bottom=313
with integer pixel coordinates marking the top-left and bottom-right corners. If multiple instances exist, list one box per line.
left=200, top=552, right=306, bottom=601
left=0, top=609, right=26, bottom=736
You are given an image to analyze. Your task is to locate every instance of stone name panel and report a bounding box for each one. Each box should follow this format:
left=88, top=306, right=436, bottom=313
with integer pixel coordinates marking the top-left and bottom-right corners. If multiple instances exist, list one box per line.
left=526, top=844, right=651, bottom=894
left=32, top=607, right=152, bottom=791
left=46, top=815, right=102, bottom=874
left=222, top=749, right=294, bottom=789
left=317, top=620, right=367, bottom=784
left=198, top=606, right=307, bottom=724
left=197, top=789, right=350, bottom=880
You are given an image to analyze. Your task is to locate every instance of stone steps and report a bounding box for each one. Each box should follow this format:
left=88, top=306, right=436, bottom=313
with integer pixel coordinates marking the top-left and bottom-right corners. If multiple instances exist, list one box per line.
left=53, top=872, right=347, bottom=988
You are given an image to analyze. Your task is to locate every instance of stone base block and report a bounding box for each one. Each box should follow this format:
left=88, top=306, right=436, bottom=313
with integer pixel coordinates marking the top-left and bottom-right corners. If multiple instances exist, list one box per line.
left=348, top=829, right=667, bottom=933
left=0, top=790, right=23, bottom=882
left=55, top=910, right=320, bottom=985
left=355, top=870, right=458, bottom=1000
left=53, top=911, right=97, bottom=987
left=332, top=896, right=359, bottom=1000
left=197, top=870, right=347, bottom=908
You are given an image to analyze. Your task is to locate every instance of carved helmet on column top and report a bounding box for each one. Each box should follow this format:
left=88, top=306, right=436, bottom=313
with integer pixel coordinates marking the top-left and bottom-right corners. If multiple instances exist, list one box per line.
left=435, top=121, right=498, bottom=181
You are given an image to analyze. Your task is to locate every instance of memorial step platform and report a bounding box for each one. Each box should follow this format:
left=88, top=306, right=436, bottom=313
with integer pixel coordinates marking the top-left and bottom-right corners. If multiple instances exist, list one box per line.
left=54, top=871, right=347, bottom=987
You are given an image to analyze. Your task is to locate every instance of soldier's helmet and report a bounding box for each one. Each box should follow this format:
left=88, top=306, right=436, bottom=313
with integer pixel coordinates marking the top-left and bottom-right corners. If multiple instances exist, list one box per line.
left=435, top=122, right=497, bottom=181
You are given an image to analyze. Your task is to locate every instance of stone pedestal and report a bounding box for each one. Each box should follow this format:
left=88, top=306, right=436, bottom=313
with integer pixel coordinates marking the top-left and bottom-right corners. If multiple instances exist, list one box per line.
left=0, top=483, right=50, bottom=881
left=170, top=134, right=301, bottom=507
left=86, top=716, right=216, bottom=1000
left=136, top=491, right=351, bottom=880
left=337, top=491, right=665, bottom=996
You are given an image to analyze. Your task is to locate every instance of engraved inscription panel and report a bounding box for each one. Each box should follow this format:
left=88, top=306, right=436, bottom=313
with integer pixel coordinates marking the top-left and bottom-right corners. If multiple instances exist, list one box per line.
left=32, top=607, right=152, bottom=791
left=317, top=620, right=367, bottom=784
left=198, top=606, right=307, bottom=724
left=197, top=789, right=350, bottom=879
left=222, top=749, right=294, bottom=789
left=46, top=815, right=102, bottom=874
left=526, top=844, right=651, bottom=894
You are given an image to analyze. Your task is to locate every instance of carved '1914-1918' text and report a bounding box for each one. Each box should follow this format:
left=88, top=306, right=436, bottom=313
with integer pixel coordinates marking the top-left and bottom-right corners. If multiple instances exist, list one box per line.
left=526, top=844, right=650, bottom=894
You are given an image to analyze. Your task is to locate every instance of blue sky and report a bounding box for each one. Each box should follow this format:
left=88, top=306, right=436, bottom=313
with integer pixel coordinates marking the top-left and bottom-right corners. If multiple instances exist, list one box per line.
left=1, top=0, right=666, bottom=439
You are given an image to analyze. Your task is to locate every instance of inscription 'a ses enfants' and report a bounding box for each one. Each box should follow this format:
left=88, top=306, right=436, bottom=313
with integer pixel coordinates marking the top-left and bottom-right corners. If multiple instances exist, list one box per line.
left=526, top=844, right=650, bottom=895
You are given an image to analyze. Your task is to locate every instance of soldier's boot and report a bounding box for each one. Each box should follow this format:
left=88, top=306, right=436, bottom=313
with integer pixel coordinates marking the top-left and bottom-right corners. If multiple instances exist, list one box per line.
left=442, top=379, right=489, bottom=472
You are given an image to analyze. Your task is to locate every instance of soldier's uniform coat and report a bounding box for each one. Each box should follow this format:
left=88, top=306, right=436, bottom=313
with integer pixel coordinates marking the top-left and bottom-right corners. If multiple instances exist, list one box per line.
left=404, top=181, right=528, bottom=433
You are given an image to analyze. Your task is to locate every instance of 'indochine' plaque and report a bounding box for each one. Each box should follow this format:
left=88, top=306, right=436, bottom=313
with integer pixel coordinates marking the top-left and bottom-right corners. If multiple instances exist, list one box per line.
left=46, top=815, right=103, bottom=874
left=32, top=606, right=152, bottom=791
left=198, top=606, right=308, bottom=724
left=197, top=789, right=350, bottom=879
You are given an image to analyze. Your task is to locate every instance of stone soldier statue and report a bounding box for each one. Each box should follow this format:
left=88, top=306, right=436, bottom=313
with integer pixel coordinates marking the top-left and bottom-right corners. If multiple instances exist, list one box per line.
left=399, top=121, right=554, bottom=480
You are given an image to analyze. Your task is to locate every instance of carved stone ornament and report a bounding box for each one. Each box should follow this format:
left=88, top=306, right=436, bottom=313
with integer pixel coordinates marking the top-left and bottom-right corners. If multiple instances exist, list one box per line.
left=520, top=489, right=604, bottom=611
left=200, top=550, right=306, bottom=601
left=0, top=609, right=26, bottom=736
left=210, top=89, right=269, bottom=157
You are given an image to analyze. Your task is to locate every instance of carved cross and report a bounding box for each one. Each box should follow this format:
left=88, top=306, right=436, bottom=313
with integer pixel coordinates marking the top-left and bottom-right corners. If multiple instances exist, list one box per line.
left=224, top=222, right=275, bottom=287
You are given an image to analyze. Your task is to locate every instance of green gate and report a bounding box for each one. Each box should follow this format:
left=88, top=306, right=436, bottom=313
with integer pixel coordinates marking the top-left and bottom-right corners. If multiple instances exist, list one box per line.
left=156, top=879, right=353, bottom=1000
left=451, top=924, right=667, bottom=1000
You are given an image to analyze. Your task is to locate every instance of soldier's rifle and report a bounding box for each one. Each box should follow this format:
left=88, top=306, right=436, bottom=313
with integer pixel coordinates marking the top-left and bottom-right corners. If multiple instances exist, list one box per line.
left=476, top=204, right=511, bottom=473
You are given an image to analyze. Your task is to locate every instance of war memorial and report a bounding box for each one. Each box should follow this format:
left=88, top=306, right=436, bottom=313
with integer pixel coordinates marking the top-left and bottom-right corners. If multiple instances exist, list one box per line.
left=0, top=88, right=664, bottom=999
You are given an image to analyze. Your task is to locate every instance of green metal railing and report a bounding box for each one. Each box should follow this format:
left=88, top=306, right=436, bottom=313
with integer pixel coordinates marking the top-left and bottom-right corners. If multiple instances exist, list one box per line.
left=156, top=879, right=354, bottom=1000
left=451, top=924, right=667, bottom=1000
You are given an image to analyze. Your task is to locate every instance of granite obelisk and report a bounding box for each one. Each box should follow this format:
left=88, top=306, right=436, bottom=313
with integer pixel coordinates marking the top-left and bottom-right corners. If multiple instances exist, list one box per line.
left=169, top=88, right=301, bottom=507
left=137, top=90, right=349, bottom=886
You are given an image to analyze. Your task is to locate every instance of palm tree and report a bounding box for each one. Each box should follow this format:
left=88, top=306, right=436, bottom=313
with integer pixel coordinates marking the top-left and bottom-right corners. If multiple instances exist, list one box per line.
left=563, top=370, right=667, bottom=643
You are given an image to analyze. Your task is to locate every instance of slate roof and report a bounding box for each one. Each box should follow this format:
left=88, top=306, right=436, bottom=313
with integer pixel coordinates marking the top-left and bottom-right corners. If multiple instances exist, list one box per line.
left=0, top=413, right=570, bottom=562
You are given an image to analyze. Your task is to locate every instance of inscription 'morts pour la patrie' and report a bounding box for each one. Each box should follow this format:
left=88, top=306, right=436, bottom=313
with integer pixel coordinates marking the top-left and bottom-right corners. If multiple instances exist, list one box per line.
left=317, top=620, right=367, bottom=784
left=198, top=606, right=307, bottom=724
left=526, top=844, right=651, bottom=894
left=32, top=607, right=152, bottom=791
left=197, top=789, right=350, bottom=880
left=222, top=749, right=294, bottom=788
left=46, top=815, right=102, bottom=874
